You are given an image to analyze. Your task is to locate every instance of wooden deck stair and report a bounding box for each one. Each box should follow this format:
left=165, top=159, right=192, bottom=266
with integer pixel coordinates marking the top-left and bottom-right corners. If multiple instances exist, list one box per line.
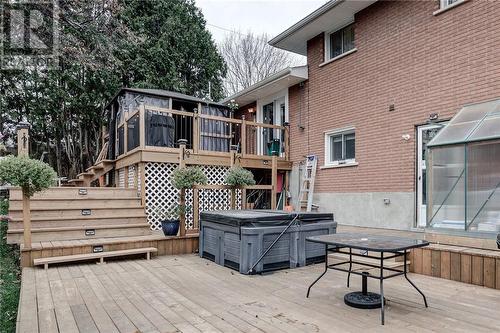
left=68, top=159, right=115, bottom=187
left=7, top=187, right=150, bottom=245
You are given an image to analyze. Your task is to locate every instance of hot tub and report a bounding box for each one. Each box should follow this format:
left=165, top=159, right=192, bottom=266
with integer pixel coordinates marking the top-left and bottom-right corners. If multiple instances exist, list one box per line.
left=199, top=210, right=336, bottom=274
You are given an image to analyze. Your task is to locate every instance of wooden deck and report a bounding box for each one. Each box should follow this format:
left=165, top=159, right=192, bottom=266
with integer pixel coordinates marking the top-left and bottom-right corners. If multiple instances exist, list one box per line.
left=17, top=254, right=500, bottom=332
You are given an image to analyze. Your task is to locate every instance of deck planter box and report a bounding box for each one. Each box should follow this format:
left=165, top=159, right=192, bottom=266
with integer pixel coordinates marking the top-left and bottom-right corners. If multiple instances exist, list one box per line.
left=199, top=210, right=336, bottom=274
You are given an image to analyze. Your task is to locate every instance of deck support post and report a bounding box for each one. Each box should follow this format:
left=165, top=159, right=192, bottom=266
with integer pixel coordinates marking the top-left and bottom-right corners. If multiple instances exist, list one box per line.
left=230, top=145, right=238, bottom=209
left=178, top=139, right=187, bottom=236
left=271, top=153, right=278, bottom=210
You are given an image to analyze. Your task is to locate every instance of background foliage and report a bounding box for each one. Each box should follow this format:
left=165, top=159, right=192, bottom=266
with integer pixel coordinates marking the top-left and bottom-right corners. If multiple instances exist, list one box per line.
left=0, top=0, right=226, bottom=178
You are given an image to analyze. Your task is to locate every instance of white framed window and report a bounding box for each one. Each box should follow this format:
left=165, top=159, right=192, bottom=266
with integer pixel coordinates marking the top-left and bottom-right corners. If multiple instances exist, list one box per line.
left=325, top=128, right=356, bottom=166
left=440, top=0, right=459, bottom=9
left=325, top=23, right=355, bottom=62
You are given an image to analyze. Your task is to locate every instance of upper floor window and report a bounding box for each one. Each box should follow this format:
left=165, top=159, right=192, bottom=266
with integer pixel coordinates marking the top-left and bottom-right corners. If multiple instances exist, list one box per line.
left=440, top=0, right=459, bottom=9
left=326, top=23, right=355, bottom=61
left=325, top=128, right=356, bottom=166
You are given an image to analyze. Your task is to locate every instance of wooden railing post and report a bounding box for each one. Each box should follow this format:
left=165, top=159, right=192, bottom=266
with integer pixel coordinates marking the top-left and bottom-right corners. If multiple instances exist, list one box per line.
left=22, top=192, right=31, bottom=250
left=139, top=105, right=145, bottom=149
left=230, top=145, right=238, bottom=209
left=271, top=153, right=278, bottom=210
left=284, top=122, right=290, bottom=160
left=193, top=187, right=199, bottom=230
left=193, top=105, right=200, bottom=153
left=178, top=139, right=187, bottom=236
left=241, top=116, right=247, bottom=157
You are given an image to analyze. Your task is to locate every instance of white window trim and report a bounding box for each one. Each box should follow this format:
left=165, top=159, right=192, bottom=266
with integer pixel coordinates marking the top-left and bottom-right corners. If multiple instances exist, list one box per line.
left=324, top=21, right=355, bottom=63
left=433, top=0, right=468, bottom=16
left=319, top=48, right=357, bottom=67
left=256, top=89, right=289, bottom=156
left=324, top=127, right=356, bottom=168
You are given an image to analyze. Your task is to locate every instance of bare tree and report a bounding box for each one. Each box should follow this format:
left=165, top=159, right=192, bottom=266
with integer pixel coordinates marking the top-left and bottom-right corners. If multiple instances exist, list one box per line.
left=220, top=31, right=303, bottom=97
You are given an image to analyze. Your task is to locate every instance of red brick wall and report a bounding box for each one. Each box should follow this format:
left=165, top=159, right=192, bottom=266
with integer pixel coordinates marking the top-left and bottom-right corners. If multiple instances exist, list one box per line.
left=289, top=0, right=500, bottom=193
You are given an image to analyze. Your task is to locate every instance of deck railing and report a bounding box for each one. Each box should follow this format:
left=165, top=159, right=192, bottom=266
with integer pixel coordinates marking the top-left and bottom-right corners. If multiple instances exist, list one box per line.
left=191, top=184, right=274, bottom=231
left=116, top=104, right=289, bottom=160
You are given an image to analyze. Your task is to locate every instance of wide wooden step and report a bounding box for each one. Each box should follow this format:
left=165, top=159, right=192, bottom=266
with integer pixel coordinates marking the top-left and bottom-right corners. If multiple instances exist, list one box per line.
left=9, top=198, right=143, bottom=210
left=7, top=223, right=151, bottom=244
left=8, top=215, right=148, bottom=229
left=9, top=187, right=139, bottom=200
left=19, top=232, right=199, bottom=266
left=34, top=247, right=158, bottom=269
left=9, top=207, right=146, bottom=220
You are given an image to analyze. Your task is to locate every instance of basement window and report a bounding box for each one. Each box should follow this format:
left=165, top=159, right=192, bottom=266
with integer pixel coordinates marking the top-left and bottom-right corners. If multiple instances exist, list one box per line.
left=325, top=128, right=356, bottom=167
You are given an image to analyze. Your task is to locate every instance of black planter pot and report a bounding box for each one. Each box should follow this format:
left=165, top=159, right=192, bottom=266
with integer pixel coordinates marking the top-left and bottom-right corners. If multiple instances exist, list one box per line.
left=161, top=219, right=180, bottom=236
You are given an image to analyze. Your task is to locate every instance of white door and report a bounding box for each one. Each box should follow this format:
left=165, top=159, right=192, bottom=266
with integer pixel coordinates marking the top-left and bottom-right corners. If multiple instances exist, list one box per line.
left=416, top=124, right=443, bottom=227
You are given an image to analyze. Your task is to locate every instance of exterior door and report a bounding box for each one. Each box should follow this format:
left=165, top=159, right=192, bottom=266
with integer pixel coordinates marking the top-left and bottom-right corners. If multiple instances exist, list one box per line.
left=416, top=124, right=442, bottom=227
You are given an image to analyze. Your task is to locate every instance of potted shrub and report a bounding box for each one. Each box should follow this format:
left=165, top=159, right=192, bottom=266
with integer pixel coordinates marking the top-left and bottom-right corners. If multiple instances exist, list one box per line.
left=171, top=166, right=207, bottom=234
left=0, top=156, right=56, bottom=248
left=225, top=166, right=256, bottom=187
left=154, top=204, right=191, bottom=236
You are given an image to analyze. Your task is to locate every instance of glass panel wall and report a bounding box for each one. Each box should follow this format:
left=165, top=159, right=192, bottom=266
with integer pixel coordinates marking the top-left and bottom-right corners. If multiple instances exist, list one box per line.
left=427, top=140, right=500, bottom=233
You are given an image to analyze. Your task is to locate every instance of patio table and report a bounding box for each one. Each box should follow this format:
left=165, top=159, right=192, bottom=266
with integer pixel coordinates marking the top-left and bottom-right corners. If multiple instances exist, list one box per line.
left=306, top=233, right=430, bottom=325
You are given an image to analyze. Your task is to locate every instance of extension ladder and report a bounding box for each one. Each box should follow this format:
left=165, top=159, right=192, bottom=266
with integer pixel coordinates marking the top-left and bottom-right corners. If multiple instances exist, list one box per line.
left=297, top=155, right=318, bottom=212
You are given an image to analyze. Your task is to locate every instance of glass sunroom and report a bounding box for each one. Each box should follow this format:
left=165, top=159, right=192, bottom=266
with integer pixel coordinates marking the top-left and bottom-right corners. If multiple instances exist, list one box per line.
left=426, top=99, right=500, bottom=234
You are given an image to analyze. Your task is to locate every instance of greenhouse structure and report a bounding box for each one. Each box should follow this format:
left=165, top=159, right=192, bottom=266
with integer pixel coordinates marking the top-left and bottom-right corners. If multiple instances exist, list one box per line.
left=427, top=98, right=500, bottom=234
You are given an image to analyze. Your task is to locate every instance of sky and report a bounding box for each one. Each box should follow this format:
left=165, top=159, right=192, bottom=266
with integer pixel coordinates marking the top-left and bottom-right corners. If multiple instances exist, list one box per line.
left=195, top=0, right=327, bottom=44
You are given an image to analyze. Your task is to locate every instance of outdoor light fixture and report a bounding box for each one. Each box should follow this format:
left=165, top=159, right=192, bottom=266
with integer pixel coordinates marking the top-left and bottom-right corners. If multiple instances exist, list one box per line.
left=402, top=134, right=411, bottom=141
left=248, top=107, right=255, bottom=113
left=429, top=113, right=439, bottom=121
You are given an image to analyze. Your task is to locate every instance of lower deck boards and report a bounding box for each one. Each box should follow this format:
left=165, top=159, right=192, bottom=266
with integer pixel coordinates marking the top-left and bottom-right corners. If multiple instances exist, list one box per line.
left=18, top=254, right=500, bottom=332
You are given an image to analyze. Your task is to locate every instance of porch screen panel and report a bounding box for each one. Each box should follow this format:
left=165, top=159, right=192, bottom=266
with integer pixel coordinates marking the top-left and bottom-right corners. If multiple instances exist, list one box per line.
left=145, top=110, right=175, bottom=148
left=117, top=126, right=124, bottom=156
left=127, top=114, right=140, bottom=151
left=428, top=145, right=465, bottom=230
left=200, top=105, right=232, bottom=152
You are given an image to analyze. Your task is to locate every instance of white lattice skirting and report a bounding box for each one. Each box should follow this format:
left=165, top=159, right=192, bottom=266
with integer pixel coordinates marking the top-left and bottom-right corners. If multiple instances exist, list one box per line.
left=144, top=162, right=241, bottom=231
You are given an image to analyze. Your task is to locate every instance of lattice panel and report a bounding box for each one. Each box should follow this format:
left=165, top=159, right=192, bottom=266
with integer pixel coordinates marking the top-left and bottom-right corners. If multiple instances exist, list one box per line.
left=144, top=163, right=240, bottom=231
left=118, top=169, right=125, bottom=188
left=137, top=164, right=142, bottom=196
left=128, top=165, right=136, bottom=188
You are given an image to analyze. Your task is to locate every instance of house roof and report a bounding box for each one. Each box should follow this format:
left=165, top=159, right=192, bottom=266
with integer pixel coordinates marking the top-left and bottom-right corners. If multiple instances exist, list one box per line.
left=106, top=88, right=227, bottom=109
left=428, top=98, right=500, bottom=147
left=220, top=66, right=308, bottom=107
left=269, top=0, right=378, bottom=55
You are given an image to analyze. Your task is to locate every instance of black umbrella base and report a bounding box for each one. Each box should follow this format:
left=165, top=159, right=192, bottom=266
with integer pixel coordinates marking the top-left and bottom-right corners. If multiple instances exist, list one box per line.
left=344, top=291, right=385, bottom=309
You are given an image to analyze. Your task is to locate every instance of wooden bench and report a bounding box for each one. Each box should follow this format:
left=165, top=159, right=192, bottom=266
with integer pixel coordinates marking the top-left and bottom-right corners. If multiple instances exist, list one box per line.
left=34, top=247, right=158, bottom=269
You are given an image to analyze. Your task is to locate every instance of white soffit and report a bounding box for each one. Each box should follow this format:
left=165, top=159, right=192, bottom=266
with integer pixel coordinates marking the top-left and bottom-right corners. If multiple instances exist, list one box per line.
left=269, top=0, right=378, bottom=55
left=222, top=66, right=308, bottom=107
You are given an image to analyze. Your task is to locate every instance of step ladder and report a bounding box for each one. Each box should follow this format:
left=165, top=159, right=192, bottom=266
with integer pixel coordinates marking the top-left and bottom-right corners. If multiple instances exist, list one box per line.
left=297, top=155, right=318, bottom=212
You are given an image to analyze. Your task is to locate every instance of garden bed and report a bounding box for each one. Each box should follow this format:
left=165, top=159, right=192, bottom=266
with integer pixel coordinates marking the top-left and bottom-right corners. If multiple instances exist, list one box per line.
left=0, top=199, right=20, bottom=333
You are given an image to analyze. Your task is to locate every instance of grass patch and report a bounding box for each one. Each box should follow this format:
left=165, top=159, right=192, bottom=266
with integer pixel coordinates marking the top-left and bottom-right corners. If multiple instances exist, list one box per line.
left=0, top=199, right=20, bottom=333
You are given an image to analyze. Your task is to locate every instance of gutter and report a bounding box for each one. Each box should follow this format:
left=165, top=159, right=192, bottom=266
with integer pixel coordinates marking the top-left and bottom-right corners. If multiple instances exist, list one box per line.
left=220, top=67, right=293, bottom=104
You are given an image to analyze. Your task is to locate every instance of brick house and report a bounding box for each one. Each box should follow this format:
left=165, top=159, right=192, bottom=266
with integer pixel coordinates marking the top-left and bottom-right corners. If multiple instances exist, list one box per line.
left=226, top=0, right=500, bottom=233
